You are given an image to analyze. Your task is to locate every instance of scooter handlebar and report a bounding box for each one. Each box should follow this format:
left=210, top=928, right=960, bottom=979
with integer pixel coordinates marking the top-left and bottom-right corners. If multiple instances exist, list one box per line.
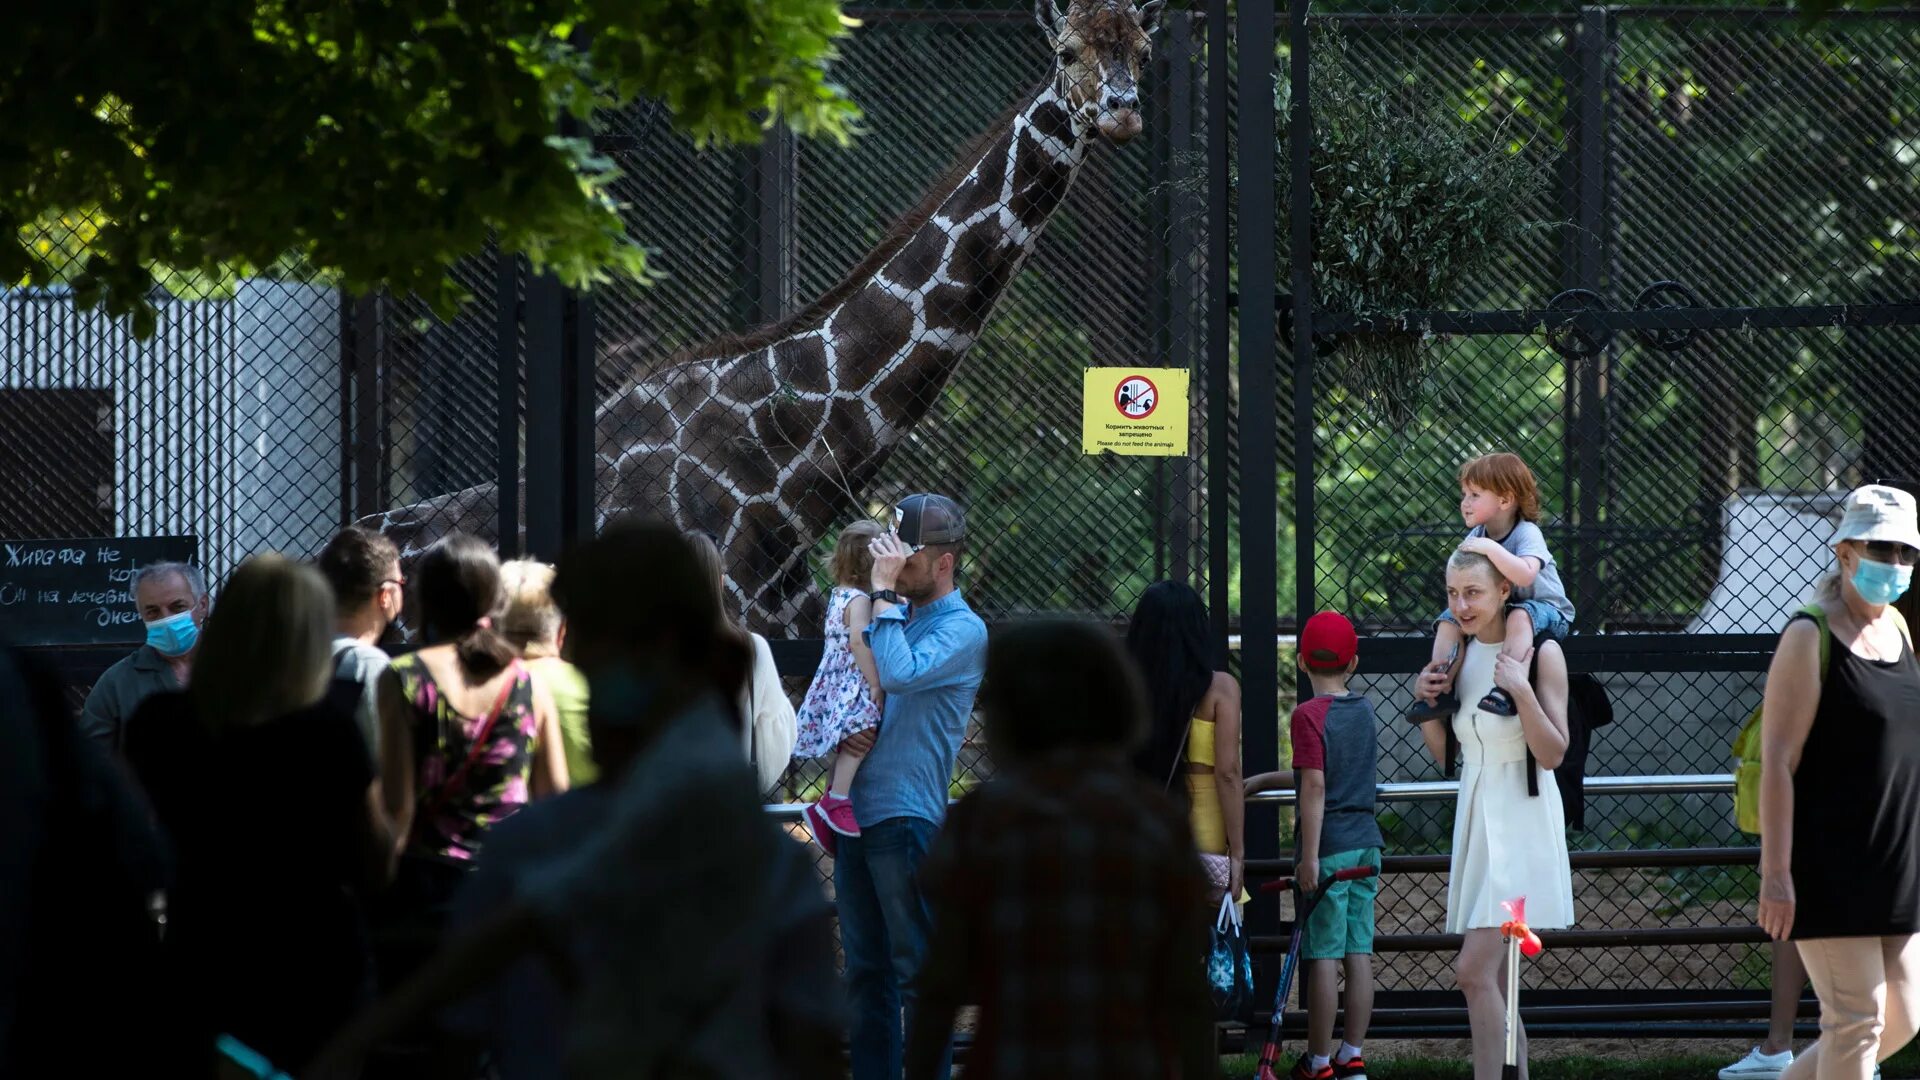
left=1256, top=864, right=1380, bottom=895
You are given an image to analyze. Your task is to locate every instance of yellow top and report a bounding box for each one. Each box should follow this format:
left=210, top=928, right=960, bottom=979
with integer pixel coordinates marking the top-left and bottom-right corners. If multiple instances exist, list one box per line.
left=1186, top=715, right=1216, bottom=767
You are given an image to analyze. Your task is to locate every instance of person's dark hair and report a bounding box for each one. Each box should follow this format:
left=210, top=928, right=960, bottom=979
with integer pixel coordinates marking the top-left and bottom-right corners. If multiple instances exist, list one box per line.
left=981, top=619, right=1146, bottom=763
left=315, top=526, right=400, bottom=611
left=553, top=518, right=752, bottom=717
left=414, top=533, right=515, bottom=680
left=1124, top=580, right=1216, bottom=794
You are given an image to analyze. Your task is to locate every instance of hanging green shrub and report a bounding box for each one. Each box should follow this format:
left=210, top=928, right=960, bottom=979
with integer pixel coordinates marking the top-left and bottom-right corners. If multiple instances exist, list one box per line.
left=1278, top=28, right=1550, bottom=424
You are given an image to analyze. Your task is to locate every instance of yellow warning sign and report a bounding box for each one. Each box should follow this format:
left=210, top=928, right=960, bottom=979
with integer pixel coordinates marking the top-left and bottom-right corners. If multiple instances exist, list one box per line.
left=1081, top=368, right=1190, bottom=457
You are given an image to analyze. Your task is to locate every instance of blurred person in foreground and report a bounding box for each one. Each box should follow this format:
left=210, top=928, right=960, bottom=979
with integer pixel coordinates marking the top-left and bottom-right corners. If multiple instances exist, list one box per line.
left=123, top=554, right=393, bottom=1074
left=0, top=644, right=170, bottom=1075
left=308, top=519, right=842, bottom=1080
left=907, top=618, right=1218, bottom=1080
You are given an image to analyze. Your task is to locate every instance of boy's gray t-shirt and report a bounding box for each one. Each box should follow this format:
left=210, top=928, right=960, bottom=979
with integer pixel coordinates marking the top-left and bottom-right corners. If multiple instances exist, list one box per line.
left=1318, top=696, right=1386, bottom=855
left=1466, top=520, right=1575, bottom=622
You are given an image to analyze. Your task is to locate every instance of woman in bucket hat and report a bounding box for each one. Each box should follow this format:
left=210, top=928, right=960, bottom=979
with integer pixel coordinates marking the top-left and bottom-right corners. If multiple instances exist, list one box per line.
left=1757, top=483, right=1920, bottom=1080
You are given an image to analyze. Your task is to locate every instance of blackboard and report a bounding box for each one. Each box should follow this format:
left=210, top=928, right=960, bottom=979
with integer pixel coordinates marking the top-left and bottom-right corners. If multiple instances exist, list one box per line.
left=0, top=537, right=200, bottom=646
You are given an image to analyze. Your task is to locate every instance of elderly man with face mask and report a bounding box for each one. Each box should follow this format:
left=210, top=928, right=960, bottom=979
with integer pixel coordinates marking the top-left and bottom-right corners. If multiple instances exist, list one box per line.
left=80, top=561, right=209, bottom=752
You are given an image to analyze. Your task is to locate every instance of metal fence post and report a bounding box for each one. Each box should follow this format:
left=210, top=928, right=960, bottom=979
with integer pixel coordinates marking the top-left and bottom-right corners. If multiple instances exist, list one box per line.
left=1168, top=9, right=1200, bottom=589
left=1563, top=5, right=1612, bottom=630
left=495, top=251, right=521, bottom=556
left=343, top=293, right=387, bottom=525
left=1241, top=0, right=1284, bottom=918
left=740, top=123, right=799, bottom=326
left=564, top=289, right=596, bottom=546
left=1288, top=1, right=1315, bottom=646
left=1205, top=0, right=1233, bottom=665
left=524, top=272, right=566, bottom=563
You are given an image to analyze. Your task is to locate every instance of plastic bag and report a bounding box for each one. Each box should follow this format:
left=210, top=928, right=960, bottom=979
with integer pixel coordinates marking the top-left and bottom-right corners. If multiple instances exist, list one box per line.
left=1207, top=892, right=1254, bottom=1020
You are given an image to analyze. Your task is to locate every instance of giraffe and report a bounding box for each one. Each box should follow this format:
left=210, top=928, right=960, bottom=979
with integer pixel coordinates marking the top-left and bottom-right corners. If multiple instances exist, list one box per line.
left=364, top=0, right=1166, bottom=633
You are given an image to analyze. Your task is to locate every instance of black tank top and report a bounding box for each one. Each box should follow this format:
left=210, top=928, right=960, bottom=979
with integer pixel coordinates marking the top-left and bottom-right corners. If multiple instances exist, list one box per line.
left=1788, top=615, right=1920, bottom=940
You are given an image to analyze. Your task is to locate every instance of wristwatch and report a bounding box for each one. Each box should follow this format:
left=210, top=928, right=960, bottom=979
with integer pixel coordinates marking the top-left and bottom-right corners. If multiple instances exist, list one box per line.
left=869, top=589, right=902, bottom=606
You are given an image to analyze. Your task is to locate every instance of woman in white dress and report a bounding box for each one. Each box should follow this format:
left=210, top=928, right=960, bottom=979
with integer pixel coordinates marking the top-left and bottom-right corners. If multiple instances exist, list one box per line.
left=1414, top=549, right=1575, bottom=1080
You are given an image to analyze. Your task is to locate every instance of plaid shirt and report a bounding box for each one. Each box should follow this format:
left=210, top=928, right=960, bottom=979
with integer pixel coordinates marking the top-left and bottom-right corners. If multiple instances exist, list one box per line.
left=916, top=760, right=1214, bottom=1080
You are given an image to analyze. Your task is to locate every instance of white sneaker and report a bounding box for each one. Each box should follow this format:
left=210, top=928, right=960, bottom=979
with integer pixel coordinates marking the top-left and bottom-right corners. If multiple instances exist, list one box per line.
left=1719, top=1048, right=1793, bottom=1080
left=1716, top=1047, right=1882, bottom=1080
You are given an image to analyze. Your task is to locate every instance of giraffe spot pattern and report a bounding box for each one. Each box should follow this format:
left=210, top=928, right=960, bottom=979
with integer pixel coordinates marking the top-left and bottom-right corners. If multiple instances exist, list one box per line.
left=830, top=285, right=914, bottom=389
left=887, top=226, right=950, bottom=293
left=874, top=342, right=963, bottom=429
left=373, top=84, right=1097, bottom=636
left=775, top=337, right=831, bottom=395
left=750, top=395, right=825, bottom=452
left=717, top=348, right=777, bottom=402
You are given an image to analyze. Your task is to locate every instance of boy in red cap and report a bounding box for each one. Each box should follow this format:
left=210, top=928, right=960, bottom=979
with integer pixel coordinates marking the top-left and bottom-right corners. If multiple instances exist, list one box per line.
left=1247, top=610, right=1383, bottom=1080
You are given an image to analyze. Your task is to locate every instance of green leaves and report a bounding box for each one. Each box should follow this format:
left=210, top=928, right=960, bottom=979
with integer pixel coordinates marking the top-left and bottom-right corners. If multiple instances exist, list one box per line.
left=1277, top=28, right=1550, bottom=423
left=2, top=0, right=858, bottom=335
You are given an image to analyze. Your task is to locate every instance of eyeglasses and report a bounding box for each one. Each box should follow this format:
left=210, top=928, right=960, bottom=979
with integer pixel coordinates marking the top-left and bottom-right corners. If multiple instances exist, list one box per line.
left=1861, top=541, right=1918, bottom=567
left=381, top=577, right=407, bottom=589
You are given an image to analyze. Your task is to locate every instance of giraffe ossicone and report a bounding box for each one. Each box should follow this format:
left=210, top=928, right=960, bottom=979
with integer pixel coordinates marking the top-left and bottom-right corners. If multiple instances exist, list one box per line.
left=366, top=0, right=1165, bottom=634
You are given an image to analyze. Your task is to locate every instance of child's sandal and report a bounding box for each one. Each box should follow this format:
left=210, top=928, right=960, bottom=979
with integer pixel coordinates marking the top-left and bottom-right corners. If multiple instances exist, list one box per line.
left=1405, top=691, right=1460, bottom=725
left=1477, top=687, right=1519, bottom=717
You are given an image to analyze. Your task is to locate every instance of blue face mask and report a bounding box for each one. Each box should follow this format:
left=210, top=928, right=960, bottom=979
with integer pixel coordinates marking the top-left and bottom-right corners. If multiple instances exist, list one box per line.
left=144, top=609, right=200, bottom=657
left=1852, top=558, right=1914, bottom=606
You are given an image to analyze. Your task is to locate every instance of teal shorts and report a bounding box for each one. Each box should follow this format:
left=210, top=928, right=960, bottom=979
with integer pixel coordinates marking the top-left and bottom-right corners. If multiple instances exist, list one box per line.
left=1301, top=847, right=1382, bottom=960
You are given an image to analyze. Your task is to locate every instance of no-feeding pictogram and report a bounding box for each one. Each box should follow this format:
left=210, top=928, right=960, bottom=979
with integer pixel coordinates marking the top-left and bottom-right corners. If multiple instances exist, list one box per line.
left=1115, top=375, right=1159, bottom=419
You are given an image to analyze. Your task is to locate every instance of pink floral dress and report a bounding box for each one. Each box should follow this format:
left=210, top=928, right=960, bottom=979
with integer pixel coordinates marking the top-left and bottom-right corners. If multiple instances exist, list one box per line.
left=389, top=655, right=539, bottom=863
left=793, top=586, right=884, bottom=759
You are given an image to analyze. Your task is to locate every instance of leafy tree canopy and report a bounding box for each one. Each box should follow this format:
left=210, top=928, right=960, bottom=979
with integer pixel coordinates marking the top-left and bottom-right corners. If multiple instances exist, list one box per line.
left=1, top=0, right=858, bottom=335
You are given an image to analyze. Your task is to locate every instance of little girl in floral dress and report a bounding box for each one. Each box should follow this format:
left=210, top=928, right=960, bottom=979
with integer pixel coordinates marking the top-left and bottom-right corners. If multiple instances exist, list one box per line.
left=794, top=519, right=887, bottom=854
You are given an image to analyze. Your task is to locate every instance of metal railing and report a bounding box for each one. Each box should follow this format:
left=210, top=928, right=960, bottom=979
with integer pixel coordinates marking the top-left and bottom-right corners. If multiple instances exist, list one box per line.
left=764, top=771, right=1735, bottom=817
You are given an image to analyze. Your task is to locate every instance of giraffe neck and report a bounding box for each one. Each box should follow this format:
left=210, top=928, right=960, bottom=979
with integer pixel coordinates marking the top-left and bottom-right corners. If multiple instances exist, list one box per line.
left=823, top=82, right=1090, bottom=434
left=590, top=83, right=1094, bottom=633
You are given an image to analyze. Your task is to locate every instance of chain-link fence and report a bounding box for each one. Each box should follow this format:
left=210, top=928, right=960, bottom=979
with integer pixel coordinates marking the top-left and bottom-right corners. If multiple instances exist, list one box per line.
left=6, top=0, right=1919, bottom=1037
left=1256, top=2, right=1920, bottom=1023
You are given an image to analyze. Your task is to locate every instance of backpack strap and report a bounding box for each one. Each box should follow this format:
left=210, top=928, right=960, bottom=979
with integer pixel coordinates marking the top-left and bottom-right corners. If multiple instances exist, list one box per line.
left=1524, top=646, right=1542, bottom=798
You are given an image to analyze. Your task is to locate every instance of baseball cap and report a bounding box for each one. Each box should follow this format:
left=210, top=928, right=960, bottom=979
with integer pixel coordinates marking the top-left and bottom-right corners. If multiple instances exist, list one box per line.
left=894, top=493, right=967, bottom=549
left=1832, top=484, right=1920, bottom=552
left=1299, top=610, right=1359, bottom=672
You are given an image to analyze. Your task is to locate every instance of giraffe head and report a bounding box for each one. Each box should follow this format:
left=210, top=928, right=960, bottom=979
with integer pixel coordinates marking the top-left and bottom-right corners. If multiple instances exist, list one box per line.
left=1035, top=0, right=1165, bottom=144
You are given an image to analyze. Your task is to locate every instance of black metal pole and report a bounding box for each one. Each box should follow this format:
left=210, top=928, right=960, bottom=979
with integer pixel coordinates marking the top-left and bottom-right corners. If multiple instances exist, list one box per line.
left=1168, top=10, right=1198, bottom=588
left=495, top=252, right=520, bottom=557
left=349, top=294, right=385, bottom=522
left=338, top=295, right=355, bottom=527
left=1571, top=5, right=1610, bottom=631
left=1205, top=0, right=1232, bottom=666
left=1149, top=39, right=1173, bottom=590
left=564, top=290, right=597, bottom=547
left=524, top=272, right=564, bottom=563
left=1241, top=0, right=1283, bottom=924
left=1288, top=0, right=1315, bottom=645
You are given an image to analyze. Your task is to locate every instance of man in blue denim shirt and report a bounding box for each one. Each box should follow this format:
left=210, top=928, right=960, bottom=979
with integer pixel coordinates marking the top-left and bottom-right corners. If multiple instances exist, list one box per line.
left=839, top=493, right=986, bottom=1080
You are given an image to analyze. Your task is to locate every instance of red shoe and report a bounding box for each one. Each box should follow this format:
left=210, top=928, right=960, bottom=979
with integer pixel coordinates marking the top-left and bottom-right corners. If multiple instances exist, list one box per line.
left=819, top=793, right=862, bottom=837
left=1289, top=1055, right=1333, bottom=1080
left=1333, top=1055, right=1367, bottom=1080
left=802, top=801, right=838, bottom=858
